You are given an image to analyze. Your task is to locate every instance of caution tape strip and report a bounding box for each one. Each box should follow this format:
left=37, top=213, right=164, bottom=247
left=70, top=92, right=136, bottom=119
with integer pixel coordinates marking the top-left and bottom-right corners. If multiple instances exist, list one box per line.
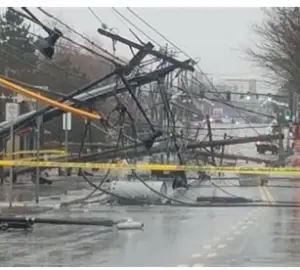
left=0, top=160, right=300, bottom=175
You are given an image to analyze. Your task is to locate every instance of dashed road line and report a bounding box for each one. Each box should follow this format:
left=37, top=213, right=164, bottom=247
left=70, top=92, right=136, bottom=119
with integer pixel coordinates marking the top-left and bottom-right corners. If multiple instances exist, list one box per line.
left=206, top=252, right=217, bottom=258
left=212, top=237, right=221, bottom=242
left=191, top=253, right=202, bottom=258
left=192, top=263, right=204, bottom=267
left=263, top=186, right=275, bottom=204
left=181, top=187, right=273, bottom=266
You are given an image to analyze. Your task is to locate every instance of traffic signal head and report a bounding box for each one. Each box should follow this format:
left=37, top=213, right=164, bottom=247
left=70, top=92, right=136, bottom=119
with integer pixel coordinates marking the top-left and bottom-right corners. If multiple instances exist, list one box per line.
left=285, top=109, right=291, bottom=121
left=279, top=109, right=291, bottom=121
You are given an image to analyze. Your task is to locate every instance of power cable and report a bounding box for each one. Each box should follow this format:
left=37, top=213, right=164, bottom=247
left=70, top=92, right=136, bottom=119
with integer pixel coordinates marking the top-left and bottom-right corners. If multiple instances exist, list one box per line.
left=37, top=7, right=125, bottom=66
left=126, top=8, right=270, bottom=136
left=127, top=7, right=190, bottom=58
left=1, top=9, right=284, bottom=206
left=9, top=7, right=123, bottom=67
left=111, top=8, right=161, bottom=48
left=87, top=7, right=106, bottom=27
left=91, top=78, right=250, bottom=205
left=109, top=8, right=145, bottom=45
left=1, top=20, right=93, bottom=82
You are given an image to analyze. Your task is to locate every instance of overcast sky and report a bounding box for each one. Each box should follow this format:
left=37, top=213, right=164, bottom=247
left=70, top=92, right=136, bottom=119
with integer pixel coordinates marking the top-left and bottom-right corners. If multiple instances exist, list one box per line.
left=34, top=7, right=264, bottom=79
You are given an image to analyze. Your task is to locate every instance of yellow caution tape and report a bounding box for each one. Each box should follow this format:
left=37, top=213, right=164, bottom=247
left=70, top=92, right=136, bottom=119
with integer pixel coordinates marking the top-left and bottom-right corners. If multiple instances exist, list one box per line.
left=0, top=160, right=300, bottom=175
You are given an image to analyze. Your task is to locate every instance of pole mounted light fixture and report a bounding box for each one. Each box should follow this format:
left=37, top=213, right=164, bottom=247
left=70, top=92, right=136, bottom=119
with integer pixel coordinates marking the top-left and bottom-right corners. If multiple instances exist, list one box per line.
left=10, top=7, right=63, bottom=60
left=35, top=28, right=63, bottom=60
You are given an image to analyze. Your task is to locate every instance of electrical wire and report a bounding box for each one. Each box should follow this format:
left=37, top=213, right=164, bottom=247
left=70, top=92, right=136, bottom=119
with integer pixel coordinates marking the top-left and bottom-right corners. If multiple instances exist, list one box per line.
left=0, top=34, right=88, bottom=85
left=9, top=7, right=123, bottom=67
left=86, top=78, right=249, bottom=205
left=71, top=80, right=148, bottom=205
left=126, top=7, right=191, bottom=59
left=0, top=48, right=105, bottom=140
left=87, top=7, right=105, bottom=26
left=37, top=7, right=125, bottom=67
left=2, top=9, right=291, bottom=207
left=2, top=40, right=274, bottom=127
left=111, top=8, right=161, bottom=48
left=73, top=76, right=196, bottom=205
left=109, top=8, right=145, bottom=45
left=125, top=8, right=272, bottom=136
left=0, top=31, right=156, bottom=143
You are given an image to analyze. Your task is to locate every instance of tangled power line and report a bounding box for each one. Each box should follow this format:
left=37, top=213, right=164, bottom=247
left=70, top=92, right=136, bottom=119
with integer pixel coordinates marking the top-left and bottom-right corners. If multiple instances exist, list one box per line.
left=0, top=7, right=295, bottom=212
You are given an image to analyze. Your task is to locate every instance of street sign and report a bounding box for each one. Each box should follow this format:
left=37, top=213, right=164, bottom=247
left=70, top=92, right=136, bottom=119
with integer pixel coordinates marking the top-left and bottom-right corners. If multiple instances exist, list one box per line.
left=5, top=102, right=20, bottom=122
left=62, top=112, right=72, bottom=131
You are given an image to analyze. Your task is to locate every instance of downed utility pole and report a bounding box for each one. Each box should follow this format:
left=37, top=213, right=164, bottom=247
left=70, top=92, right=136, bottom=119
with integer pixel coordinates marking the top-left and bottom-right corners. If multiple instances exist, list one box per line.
left=206, top=114, right=216, bottom=165
left=0, top=216, right=144, bottom=230
left=74, top=133, right=283, bottom=162
left=193, top=149, right=273, bottom=164
left=0, top=64, right=183, bottom=140
left=6, top=134, right=280, bottom=177
left=219, top=133, right=227, bottom=176
left=97, top=28, right=195, bottom=72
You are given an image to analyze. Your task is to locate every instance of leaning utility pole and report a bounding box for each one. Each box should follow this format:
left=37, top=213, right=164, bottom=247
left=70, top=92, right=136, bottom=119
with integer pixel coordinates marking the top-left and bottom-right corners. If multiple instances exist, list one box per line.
left=206, top=114, right=216, bottom=165
left=277, top=113, right=285, bottom=166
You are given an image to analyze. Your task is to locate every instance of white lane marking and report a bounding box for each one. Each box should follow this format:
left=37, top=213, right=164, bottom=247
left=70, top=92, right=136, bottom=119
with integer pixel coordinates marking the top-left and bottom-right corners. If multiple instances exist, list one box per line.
left=247, top=220, right=254, bottom=224
left=231, top=225, right=237, bottom=230
left=263, top=186, right=275, bottom=205
left=213, top=237, right=221, bottom=242
left=191, top=253, right=202, bottom=258
left=226, top=236, right=234, bottom=241
left=237, top=221, right=244, bottom=225
left=242, top=226, right=248, bottom=230
left=207, top=252, right=217, bottom=258
left=234, top=231, right=241, bottom=235
left=203, top=245, right=212, bottom=249
left=177, top=264, right=187, bottom=267
left=217, top=244, right=226, bottom=249
left=192, top=264, right=204, bottom=267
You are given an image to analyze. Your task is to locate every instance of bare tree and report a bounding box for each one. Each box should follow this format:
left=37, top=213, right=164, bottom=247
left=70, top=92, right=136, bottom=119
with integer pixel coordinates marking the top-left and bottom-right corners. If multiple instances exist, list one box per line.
left=246, top=7, right=300, bottom=93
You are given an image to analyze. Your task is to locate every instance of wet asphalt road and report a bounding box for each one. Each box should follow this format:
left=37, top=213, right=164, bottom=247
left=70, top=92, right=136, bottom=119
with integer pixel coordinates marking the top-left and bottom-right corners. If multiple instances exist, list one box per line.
left=1, top=123, right=300, bottom=266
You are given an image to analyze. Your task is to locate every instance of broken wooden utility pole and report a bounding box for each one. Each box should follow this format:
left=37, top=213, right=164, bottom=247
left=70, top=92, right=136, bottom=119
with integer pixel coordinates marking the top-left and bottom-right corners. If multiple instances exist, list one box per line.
left=97, top=28, right=195, bottom=72
left=193, top=149, right=274, bottom=165
left=73, top=133, right=283, bottom=162
left=206, top=114, right=216, bottom=165
left=219, top=133, right=227, bottom=176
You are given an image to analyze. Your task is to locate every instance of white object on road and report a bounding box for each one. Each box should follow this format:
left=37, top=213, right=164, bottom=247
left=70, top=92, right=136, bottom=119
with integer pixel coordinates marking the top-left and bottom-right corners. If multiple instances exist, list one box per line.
left=109, top=180, right=168, bottom=205
left=116, top=219, right=144, bottom=230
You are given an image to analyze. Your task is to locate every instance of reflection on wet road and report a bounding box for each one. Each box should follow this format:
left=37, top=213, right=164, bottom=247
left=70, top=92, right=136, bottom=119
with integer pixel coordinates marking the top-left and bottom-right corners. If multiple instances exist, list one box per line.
left=0, top=205, right=265, bottom=266
left=0, top=123, right=299, bottom=266
left=198, top=207, right=300, bottom=267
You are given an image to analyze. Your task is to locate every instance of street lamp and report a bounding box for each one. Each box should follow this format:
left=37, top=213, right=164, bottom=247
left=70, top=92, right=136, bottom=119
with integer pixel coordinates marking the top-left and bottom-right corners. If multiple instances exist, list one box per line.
left=35, top=28, right=62, bottom=59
